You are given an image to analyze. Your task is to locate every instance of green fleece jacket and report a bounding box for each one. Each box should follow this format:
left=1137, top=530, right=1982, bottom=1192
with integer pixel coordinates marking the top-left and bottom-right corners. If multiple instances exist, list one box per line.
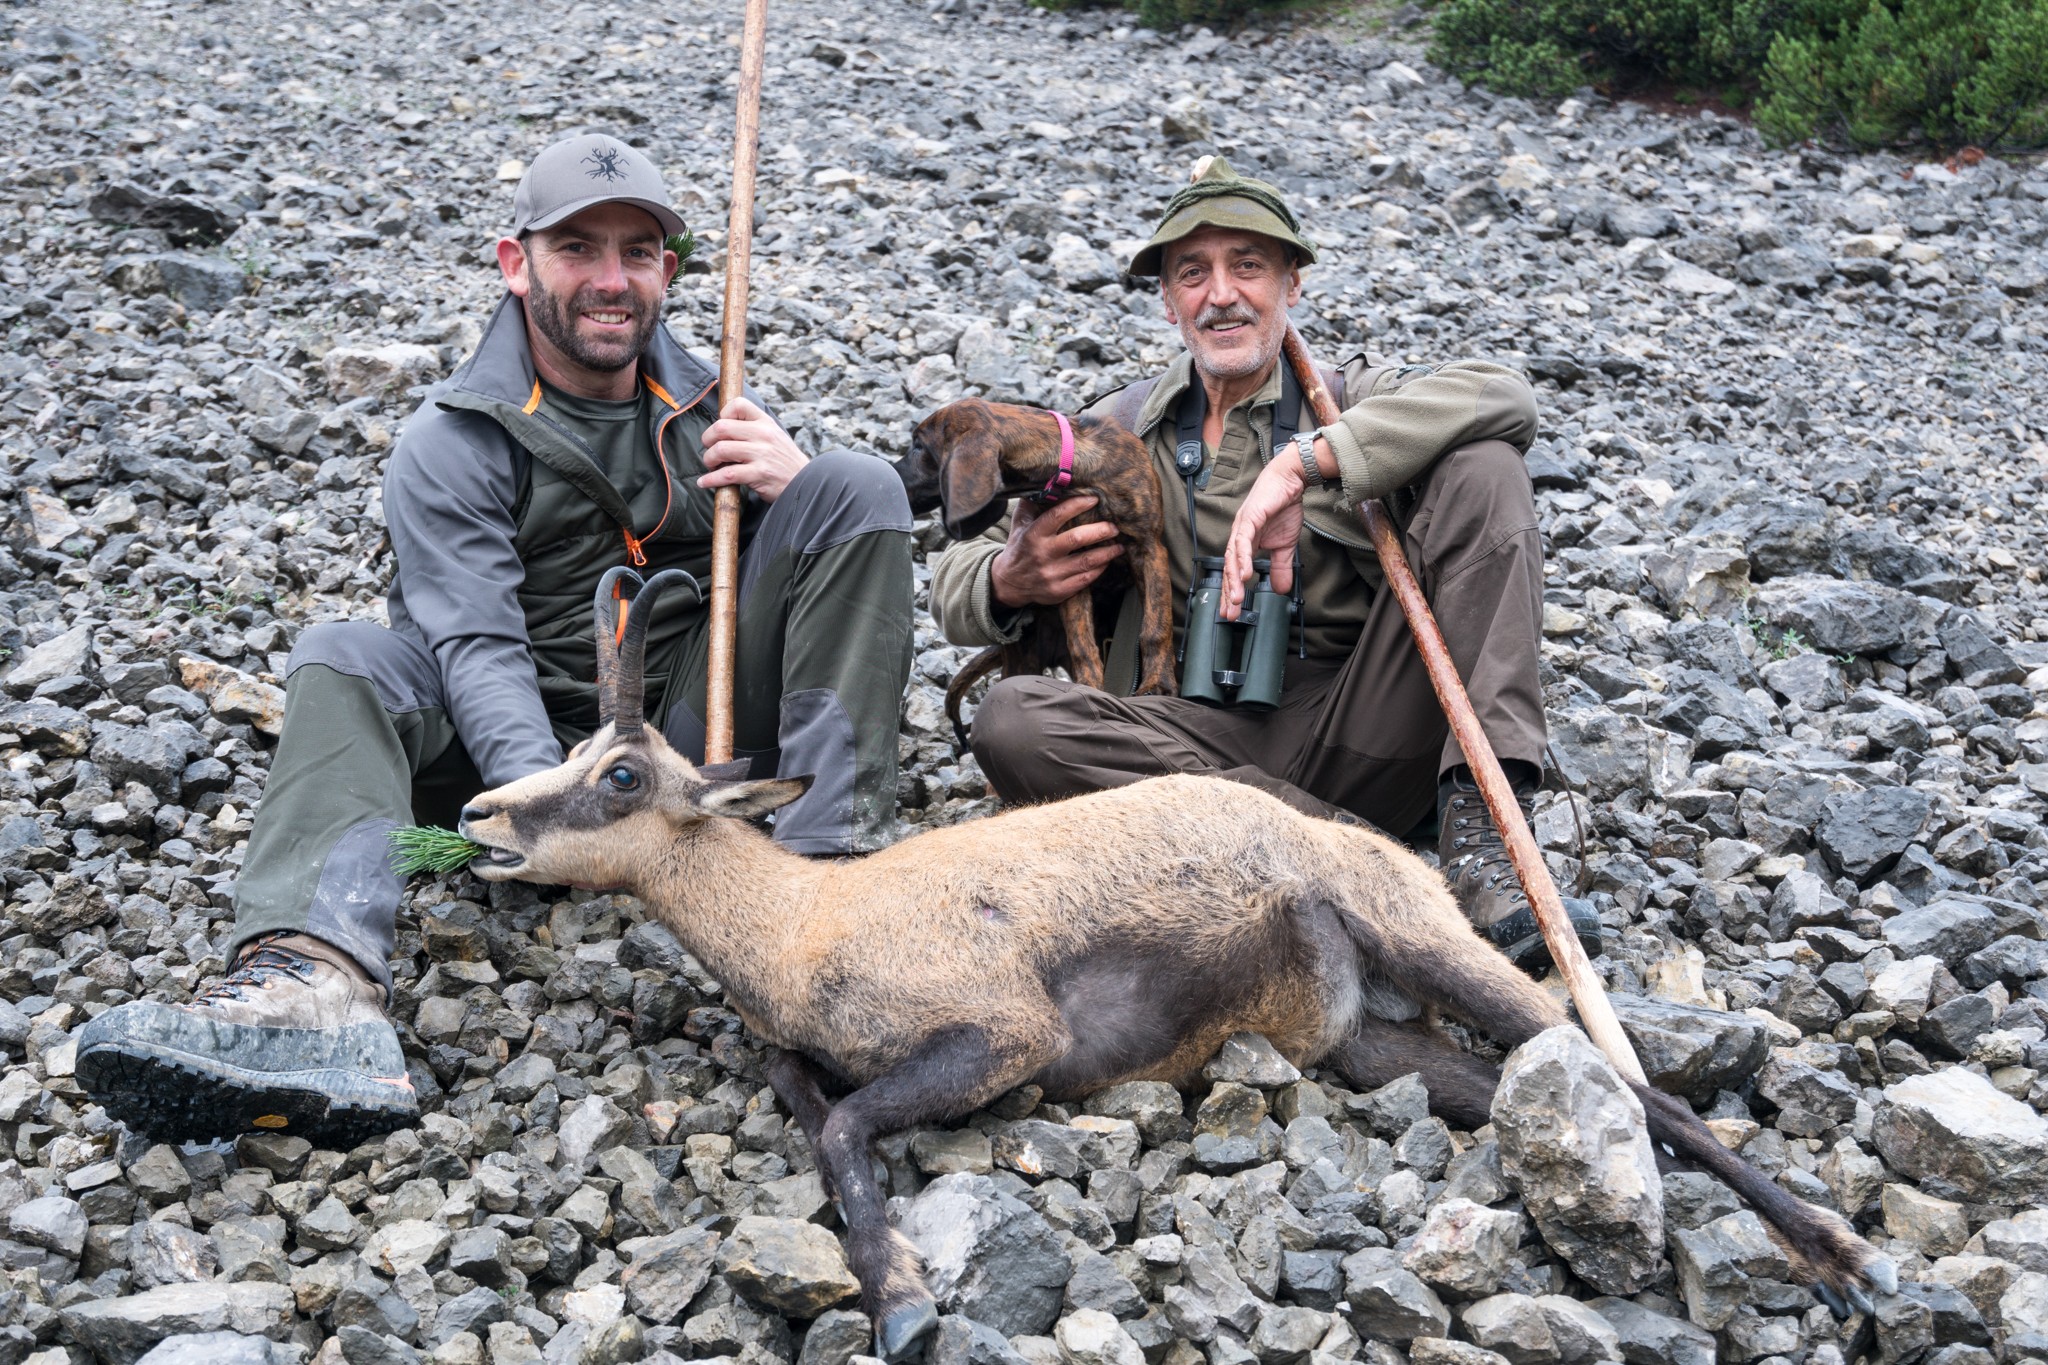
left=928, top=350, right=1538, bottom=685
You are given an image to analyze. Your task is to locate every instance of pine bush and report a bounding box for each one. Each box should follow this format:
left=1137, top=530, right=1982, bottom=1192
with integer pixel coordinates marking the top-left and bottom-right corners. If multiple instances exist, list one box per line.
left=1429, top=0, right=2048, bottom=150
left=1757, top=0, right=2048, bottom=148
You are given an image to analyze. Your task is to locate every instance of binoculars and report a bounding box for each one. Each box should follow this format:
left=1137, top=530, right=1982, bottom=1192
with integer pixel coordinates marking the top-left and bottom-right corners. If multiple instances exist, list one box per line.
left=1181, top=556, right=1297, bottom=710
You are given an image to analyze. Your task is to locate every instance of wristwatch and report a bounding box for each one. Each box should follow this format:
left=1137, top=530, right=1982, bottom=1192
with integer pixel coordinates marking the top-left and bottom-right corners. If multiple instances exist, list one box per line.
left=1292, top=431, right=1325, bottom=488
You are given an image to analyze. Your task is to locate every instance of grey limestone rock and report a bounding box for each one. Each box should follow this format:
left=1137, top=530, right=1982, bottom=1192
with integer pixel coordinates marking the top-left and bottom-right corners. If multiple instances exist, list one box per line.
left=720, top=1217, right=861, bottom=1317
left=59, top=1283, right=297, bottom=1365
left=1607, top=995, right=1769, bottom=1103
left=1492, top=1028, right=1665, bottom=1294
left=104, top=252, right=247, bottom=311
left=7, top=1194, right=87, bottom=1259
left=1340, top=1248, right=1450, bottom=1342
left=1871, top=1067, right=2048, bottom=1203
left=1201, top=1034, right=1302, bottom=1089
left=896, top=1173, right=1070, bottom=1337
left=1584, top=1296, right=1716, bottom=1365
left=1400, top=1198, right=1524, bottom=1299
left=133, top=1334, right=295, bottom=1365
left=924, top=1315, right=1030, bottom=1365
left=1975, top=1208, right=2048, bottom=1274
left=1751, top=576, right=1918, bottom=656
left=620, top=1228, right=721, bottom=1324
left=1881, top=900, right=1999, bottom=967
left=1817, top=786, right=1935, bottom=883
left=1668, top=1211, right=1789, bottom=1330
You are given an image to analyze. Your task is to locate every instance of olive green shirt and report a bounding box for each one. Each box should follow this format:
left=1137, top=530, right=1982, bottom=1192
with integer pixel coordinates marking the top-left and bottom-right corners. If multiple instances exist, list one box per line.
left=535, top=381, right=657, bottom=492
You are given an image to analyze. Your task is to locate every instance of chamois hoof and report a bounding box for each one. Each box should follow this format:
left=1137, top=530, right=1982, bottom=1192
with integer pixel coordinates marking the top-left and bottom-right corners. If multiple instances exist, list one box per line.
left=1864, top=1253, right=1899, bottom=1297
left=876, top=1299, right=940, bottom=1361
left=1814, top=1278, right=1881, bottom=1323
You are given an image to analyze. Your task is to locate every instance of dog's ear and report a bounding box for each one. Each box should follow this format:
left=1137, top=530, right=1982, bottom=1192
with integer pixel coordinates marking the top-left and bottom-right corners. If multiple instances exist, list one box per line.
left=897, top=415, right=945, bottom=514
left=936, top=402, right=1009, bottom=539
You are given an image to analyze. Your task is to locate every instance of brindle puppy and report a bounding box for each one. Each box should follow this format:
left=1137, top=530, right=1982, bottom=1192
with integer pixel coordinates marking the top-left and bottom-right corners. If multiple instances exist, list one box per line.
left=900, top=398, right=1175, bottom=743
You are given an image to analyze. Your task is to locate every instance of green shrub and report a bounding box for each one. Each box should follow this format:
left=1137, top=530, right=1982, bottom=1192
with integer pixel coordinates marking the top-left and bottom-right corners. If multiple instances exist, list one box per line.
left=1429, top=0, right=2048, bottom=150
left=1031, top=0, right=1296, bottom=28
left=1757, top=0, right=2048, bottom=148
left=1134, top=0, right=1283, bottom=27
left=1430, top=0, right=1807, bottom=98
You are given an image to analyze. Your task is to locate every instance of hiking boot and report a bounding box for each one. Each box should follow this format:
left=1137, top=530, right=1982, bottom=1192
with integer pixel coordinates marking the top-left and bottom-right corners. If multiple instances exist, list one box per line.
left=1438, top=770, right=1603, bottom=977
left=75, top=932, right=416, bottom=1147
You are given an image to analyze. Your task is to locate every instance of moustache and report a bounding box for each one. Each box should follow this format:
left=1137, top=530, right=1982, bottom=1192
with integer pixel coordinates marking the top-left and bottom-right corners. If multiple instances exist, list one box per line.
left=569, top=290, right=638, bottom=317
left=1194, top=307, right=1259, bottom=330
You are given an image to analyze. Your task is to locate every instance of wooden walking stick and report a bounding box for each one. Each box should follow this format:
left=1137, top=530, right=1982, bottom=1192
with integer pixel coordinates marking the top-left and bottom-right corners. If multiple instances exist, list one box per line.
left=1280, top=324, right=1648, bottom=1085
left=703, top=0, right=772, bottom=766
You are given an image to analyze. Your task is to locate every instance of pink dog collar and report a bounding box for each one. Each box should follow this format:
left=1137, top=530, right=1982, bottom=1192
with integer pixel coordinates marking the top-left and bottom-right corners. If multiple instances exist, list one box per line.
left=1034, top=411, right=1076, bottom=502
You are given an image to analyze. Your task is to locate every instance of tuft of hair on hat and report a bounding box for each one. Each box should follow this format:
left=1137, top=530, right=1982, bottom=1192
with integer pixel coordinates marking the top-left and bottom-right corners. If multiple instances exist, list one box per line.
left=1189, top=155, right=1216, bottom=183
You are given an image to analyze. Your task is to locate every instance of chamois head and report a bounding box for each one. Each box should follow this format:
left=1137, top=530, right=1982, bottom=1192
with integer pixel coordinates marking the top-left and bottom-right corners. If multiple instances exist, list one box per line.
left=459, top=566, right=810, bottom=888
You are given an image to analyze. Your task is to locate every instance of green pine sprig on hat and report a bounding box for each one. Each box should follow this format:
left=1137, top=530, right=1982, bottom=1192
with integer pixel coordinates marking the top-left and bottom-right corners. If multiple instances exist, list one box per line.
left=665, top=231, right=696, bottom=293
left=388, top=825, right=486, bottom=876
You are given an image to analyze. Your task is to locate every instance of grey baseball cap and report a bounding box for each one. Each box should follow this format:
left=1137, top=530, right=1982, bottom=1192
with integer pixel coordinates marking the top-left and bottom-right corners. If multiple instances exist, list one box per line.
left=509, top=133, right=686, bottom=239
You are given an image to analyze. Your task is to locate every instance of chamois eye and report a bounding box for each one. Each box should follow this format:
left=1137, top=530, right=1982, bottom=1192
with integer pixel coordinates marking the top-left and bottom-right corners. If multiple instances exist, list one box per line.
left=606, top=765, right=639, bottom=791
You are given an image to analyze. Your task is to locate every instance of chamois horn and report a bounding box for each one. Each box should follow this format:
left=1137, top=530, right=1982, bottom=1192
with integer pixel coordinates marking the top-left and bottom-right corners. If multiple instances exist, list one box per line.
left=593, top=566, right=644, bottom=731
left=613, top=569, right=702, bottom=735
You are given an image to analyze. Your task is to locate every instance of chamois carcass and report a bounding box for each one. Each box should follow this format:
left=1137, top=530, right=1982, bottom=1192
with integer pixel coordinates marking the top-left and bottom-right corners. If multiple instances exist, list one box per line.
left=458, top=569, right=1894, bottom=1359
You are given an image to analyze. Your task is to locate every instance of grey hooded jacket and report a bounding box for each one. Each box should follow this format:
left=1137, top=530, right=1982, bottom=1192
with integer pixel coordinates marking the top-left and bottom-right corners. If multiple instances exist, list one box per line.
left=382, top=293, right=760, bottom=787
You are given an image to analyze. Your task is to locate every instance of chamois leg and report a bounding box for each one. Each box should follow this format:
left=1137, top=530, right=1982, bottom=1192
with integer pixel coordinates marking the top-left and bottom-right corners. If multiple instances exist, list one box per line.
left=1630, top=1080, right=1893, bottom=1309
left=1322, top=1015, right=1506, bottom=1132
left=814, top=1025, right=1032, bottom=1361
left=1332, top=886, right=1575, bottom=1051
left=1333, top=898, right=1894, bottom=1305
left=765, top=1049, right=840, bottom=1198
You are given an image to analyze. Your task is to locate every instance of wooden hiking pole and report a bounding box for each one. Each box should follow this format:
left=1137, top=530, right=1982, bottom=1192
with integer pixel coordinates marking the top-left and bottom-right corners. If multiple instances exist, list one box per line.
left=704, top=0, right=771, bottom=766
left=1280, top=325, right=1648, bottom=1086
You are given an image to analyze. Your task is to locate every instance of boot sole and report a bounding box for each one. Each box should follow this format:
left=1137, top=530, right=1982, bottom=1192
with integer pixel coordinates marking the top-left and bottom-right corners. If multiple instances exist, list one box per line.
left=75, top=1002, right=418, bottom=1149
left=77, top=1042, right=417, bottom=1149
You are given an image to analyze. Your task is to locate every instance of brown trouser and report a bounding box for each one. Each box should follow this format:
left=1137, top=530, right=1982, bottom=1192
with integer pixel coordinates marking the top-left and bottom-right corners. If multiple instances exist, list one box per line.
left=969, top=442, right=1545, bottom=839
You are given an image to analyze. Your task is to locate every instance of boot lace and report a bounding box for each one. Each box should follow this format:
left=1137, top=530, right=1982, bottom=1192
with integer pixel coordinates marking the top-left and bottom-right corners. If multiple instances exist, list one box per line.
left=191, top=933, right=320, bottom=1006
left=1442, top=787, right=1535, bottom=912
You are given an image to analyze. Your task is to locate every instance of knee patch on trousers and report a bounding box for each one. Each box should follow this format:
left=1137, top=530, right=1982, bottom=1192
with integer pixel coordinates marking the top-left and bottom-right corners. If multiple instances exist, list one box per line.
left=781, top=449, right=914, bottom=555
left=285, top=622, right=444, bottom=715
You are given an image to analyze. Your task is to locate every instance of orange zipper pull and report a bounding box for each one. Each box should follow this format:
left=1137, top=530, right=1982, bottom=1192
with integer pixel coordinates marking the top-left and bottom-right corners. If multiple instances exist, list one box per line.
left=624, top=532, right=647, bottom=567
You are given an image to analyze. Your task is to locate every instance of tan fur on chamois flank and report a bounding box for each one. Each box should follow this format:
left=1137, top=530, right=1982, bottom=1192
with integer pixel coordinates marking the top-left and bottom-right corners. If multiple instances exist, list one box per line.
left=467, top=728, right=1466, bottom=1092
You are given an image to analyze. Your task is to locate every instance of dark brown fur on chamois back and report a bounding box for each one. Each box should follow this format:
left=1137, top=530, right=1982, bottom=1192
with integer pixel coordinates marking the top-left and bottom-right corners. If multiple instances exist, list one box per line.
left=900, top=398, right=1177, bottom=740
left=456, top=569, right=1893, bottom=1361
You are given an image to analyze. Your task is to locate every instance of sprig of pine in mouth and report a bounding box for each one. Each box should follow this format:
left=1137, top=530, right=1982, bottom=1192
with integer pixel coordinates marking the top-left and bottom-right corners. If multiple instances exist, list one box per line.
left=388, top=825, right=486, bottom=876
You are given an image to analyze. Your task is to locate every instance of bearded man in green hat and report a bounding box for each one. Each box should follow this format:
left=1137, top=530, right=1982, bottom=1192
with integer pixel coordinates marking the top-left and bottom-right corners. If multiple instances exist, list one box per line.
left=930, top=156, right=1601, bottom=974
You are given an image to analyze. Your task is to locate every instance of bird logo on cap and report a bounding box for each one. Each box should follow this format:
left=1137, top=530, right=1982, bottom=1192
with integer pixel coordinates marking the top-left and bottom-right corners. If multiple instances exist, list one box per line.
left=582, top=144, right=628, bottom=182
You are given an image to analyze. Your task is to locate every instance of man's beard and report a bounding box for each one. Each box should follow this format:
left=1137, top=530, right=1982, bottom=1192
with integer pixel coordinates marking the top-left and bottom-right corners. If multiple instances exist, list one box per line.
left=1179, top=303, right=1281, bottom=380
left=527, top=271, right=661, bottom=374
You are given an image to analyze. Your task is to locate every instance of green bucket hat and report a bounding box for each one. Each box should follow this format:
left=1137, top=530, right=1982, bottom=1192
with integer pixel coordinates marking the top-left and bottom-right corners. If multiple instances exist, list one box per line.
left=1127, top=155, right=1318, bottom=277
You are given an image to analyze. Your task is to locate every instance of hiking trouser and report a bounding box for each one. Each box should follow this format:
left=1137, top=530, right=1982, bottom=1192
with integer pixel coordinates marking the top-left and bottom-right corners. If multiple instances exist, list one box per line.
left=230, top=451, right=914, bottom=988
left=969, top=441, right=1545, bottom=839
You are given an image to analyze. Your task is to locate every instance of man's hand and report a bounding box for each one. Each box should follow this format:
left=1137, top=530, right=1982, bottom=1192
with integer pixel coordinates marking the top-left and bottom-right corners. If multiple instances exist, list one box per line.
left=990, top=497, right=1124, bottom=608
left=700, top=396, right=809, bottom=503
left=1220, top=450, right=1309, bottom=618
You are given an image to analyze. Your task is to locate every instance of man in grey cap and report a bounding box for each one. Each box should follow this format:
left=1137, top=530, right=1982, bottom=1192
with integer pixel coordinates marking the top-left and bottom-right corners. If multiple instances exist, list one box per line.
left=77, top=133, right=916, bottom=1146
left=931, top=156, right=1602, bottom=974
